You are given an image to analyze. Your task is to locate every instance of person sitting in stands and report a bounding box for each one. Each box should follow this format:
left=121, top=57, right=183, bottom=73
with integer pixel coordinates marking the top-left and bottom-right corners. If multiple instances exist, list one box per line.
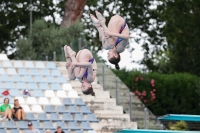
left=0, top=98, right=12, bottom=121
left=12, top=99, right=25, bottom=120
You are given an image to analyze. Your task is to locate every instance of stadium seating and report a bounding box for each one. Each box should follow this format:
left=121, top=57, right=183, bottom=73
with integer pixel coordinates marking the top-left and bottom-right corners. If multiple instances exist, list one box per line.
left=0, top=61, right=98, bottom=133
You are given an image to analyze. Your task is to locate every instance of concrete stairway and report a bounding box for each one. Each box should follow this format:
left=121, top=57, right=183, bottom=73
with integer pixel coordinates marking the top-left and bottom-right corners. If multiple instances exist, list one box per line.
left=96, top=63, right=163, bottom=129
left=56, top=62, right=137, bottom=133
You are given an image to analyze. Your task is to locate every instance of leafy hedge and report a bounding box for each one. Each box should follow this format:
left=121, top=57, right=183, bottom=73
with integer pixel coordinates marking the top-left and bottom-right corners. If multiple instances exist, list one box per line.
left=113, top=69, right=200, bottom=115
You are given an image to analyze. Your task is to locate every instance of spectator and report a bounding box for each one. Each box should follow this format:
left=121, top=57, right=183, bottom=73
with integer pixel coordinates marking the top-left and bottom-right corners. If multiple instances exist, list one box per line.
left=25, top=122, right=40, bottom=133
left=0, top=98, right=12, bottom=121
left=55, top=126, right=65, bottom=133
left=45, top=129, right=51, bottom=133
left=12, top=99, right=25, bottom=120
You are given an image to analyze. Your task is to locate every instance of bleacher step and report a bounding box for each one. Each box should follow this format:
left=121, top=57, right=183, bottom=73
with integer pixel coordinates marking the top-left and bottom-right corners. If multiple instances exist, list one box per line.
left=95, top=114, right=130, bottom=122
left=91, top=122, right=137, bottom=132
left=56, top=61, right=138, bottom=132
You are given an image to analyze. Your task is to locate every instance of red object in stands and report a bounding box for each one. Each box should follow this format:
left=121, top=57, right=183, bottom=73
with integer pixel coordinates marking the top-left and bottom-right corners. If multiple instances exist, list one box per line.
left=2, top=90, right=9, bottom=96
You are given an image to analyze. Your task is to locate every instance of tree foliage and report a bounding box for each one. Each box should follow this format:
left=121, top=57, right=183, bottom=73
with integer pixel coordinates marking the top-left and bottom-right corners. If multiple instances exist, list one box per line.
left=0, top=0, right=57, bottom=58
left=15, top=19, right=85, bottom=60
left=2, top=0, right=200, bottom=77
left=113, top=69, right=200, bottom=115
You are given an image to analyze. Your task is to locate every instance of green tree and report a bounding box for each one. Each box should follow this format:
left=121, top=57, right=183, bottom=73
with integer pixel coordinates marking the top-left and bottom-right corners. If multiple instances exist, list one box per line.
left=0, top=0, right=57, bottom=58
left=15, top=19, right=86, bottom=60
left=141, top=0, right=200, bottom=76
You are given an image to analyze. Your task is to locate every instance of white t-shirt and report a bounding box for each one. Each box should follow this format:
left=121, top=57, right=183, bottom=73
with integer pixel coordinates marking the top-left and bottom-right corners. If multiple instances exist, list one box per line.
left=25, top=129, right=40, bottom=133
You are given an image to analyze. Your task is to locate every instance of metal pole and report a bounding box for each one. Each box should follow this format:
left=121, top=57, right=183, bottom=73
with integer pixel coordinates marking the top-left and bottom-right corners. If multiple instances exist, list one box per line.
left=45, top=56, right=48, bottom=61
left=160, top=124, right=163, bottom=130
left=116, top=76, right=118, bottom=105
left=129, top=92, right=132, bottom=121
left=61, top=47, right=64, bottom=61
left=30, top=0, right=32, bottom=35
left=70, top=42, right=72, bottom=47
left=144, top=107, right=147, bottom=129
left=78, top=38, right=81, bottom=50
left=53, top=51, right=56, bottom=61
left=102, top=64, right=105, bottom=91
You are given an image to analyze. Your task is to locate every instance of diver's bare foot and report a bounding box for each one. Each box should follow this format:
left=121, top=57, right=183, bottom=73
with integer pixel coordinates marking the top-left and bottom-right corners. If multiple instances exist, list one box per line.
left=95, top=11, right=106, bottom=25
left=67, top=46, right=76, bottom=57
left=90, top=14, right=100, bottom=27
left=64, top=45, right=70, bottom=58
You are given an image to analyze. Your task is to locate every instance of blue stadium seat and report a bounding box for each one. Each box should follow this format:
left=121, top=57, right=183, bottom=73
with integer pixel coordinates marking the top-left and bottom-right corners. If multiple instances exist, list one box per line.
left=52, top=70, right=61, bottom=76
left=67, top=105, right=79, bottom=113
left=0, top=75, right=10, bottom=82
left=44, top=105, right=56, bottom=113
left=74, top=98, right=86, bottom=106
left=10, top=89, right=20, bottom=96
left=88, top=131, right=97, bottom=133
left=50, top=113, right=61, bottom=121
left=87, top=114, right=98, bottom=122
left=18, top=68, right=28, bottom=75
left=80, top=122, right=92, bottom=130
left=0, top=83, right=4, bottom=89
left=43, top=121, right=54, bottom=129
left=41, top=69, right=51, bottom=76
left=25, top=61, right=34, bottom=68
left=50, top=130, right=55, bottom=133
left=56, top=105, right=67, bottom=113
left=46, top=62, right=56, bottom=69
left=39, top=83, right=50, bottom=90
left=26, top=113, right=36, bottom=121
left=80, top=106, right=92, bottom=114
left=5, top=82, right=15, bottom=89
left=0, top=68, right=6, bottom=74
left=17, top=121, right=28, bottom=129
left=62, top=113, right=74, bottom=121
left=23, top=75, right=33, bottom=82
left=51, top=83, right=62, bottom=90
left=32, top=121, right=42, bottom=129
left=35, top=62, right=45, bottom=68
left=0, top=129, right=6, bottom=133
left=7, top=68, right=17, bottom=75
left=2, top=61, right=12, bottom=67
left=39, top=129, right=45, bottom=133
left=13, top=61, right=23, bottom=68
left=16, top=82, right=26, bottom=89
left=12, top=75, right=22, bottom=82
left=75, top=131, right=84, bottom=133
left=4, top=121, right=17, bottom=129
left=56, top=121, right=67, bottom=130
left=34, top=75, right=45, bottom=83
left=0, top=122, right=3, bottom=129
left=29, top=68, right=39, bottom=75
left=63, top=98, right=73, bottom=106
left=74, top=113, right=86, bottom=122
left=28, top=83, right=39, bottom=90
left=33, top=90, right=44, bottom=97
left=45, top=76, right=55, bottom=83
left=56, top=77, right=66, bottom=83
left=37, top=113, right=48, bottom=121
left=68, top=122, right=79, bottom=130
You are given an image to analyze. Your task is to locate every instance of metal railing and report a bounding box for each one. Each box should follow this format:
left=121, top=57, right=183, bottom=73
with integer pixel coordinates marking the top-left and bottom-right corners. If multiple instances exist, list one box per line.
left=97, top=63, right=164, bottom=129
